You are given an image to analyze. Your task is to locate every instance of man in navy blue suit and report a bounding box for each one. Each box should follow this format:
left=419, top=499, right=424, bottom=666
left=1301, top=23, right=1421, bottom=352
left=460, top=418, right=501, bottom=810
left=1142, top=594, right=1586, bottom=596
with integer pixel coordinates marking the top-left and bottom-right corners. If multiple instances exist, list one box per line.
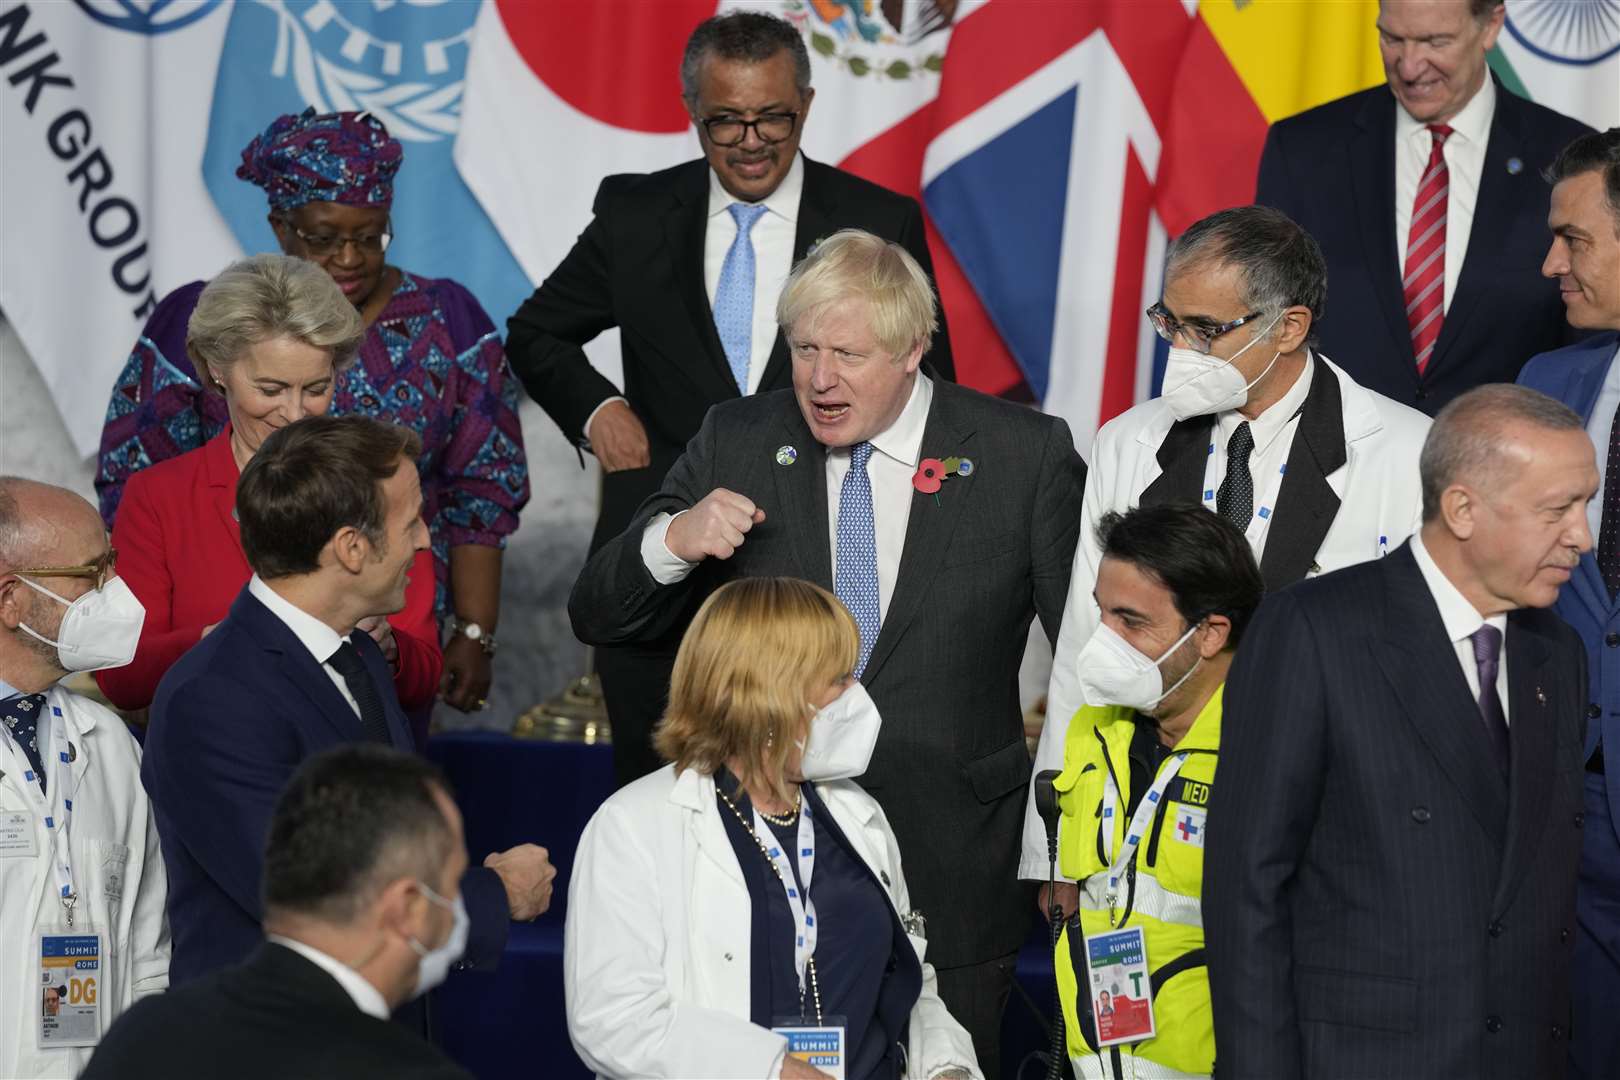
left=144, top=416, right=555, bottom=985
left=1516, top=127, right=1620, bottom=1079
left=1256, top=0, right=1591, bottom=416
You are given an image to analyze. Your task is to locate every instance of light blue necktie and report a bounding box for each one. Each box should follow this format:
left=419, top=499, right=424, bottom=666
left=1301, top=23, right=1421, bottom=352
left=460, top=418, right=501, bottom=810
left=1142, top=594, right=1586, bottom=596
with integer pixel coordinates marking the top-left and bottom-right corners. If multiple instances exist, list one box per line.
left=715, top=202, right=769, bottom=393
left=836, top=442, right=881, bottom=677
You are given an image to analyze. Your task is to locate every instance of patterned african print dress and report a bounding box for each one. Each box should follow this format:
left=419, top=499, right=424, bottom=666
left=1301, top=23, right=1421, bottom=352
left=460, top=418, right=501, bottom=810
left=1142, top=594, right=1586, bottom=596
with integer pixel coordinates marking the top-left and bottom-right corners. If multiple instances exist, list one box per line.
left=96, top=271, right=530, bottom=617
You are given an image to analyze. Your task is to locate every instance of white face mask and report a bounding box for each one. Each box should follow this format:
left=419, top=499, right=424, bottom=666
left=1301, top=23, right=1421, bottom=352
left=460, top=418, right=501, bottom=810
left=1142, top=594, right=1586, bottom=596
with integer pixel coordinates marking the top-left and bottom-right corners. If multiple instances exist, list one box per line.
left=796, top=681, right=882, bottom=782
left=408, top=881, right=469, bottom=998
left=1075, top=621, right=1203, bottom=713
left=1161, top=313, right=1284, bottom=420
left=16, top=576, right=145, bottom=673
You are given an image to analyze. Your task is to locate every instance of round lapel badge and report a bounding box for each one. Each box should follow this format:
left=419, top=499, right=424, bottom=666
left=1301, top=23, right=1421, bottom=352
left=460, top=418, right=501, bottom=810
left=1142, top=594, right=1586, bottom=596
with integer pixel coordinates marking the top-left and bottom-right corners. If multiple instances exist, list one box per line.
left=775, top=445, right=798, bottom=466
left=957, top=458, right=975, bottom=477
left=1506, top=156, right=1523, bottom=176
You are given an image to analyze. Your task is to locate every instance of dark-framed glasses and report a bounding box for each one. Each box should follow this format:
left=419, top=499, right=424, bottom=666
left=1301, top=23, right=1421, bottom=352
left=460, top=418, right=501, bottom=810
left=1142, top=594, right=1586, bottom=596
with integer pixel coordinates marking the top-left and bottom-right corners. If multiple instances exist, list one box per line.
left=279, top=218, right=393, bottom=258
left=1147, top=302, right=1264, bottom=355
left=699, top=111, right=800, bottom=147
left=13, top=548, right=119, bottom=592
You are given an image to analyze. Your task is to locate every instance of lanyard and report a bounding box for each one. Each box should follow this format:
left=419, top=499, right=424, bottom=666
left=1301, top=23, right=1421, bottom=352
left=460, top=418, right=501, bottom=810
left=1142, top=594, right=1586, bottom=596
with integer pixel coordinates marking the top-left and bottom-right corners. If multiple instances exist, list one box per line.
left=1201, top=414, right=1299, bottom=554
left=1099, top=751, right=1188, bottom=926
left=1, top=699, right=81, bottom=924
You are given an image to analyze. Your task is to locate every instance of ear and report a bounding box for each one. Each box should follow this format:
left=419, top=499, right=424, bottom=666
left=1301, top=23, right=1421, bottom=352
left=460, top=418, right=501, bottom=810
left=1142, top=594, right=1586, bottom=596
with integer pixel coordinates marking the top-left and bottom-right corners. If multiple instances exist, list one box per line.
left=797, top=85, right=816, bottom=122
left=328, top=526, right=371, bottom=576
left=1274, top=305, right=1313, bottom=355
left=375, top=875, right=427, bottom=940
left=899, top=338, right=926, bottom=375
left=1198, top=614, right=1232, bottom=659
left=1440, top=484, right=1477, bottom=541
left=1479, top=4, right=1506, bottom=51
left=0, top=576, right=27, bottom=631
left=268, top=213, right=294, bottom=255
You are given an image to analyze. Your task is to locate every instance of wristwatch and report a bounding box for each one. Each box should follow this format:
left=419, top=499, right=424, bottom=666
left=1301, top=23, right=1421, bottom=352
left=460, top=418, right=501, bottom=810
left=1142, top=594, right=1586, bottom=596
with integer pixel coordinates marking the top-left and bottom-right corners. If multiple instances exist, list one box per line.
left=450, top=618, right=498, bottom=657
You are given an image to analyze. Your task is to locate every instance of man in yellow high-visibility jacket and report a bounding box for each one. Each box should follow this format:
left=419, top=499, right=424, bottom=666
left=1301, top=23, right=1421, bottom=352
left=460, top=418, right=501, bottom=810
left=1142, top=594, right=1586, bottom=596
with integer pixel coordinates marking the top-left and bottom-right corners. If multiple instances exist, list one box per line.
left=1041, top=504, right=1263, bottom=1080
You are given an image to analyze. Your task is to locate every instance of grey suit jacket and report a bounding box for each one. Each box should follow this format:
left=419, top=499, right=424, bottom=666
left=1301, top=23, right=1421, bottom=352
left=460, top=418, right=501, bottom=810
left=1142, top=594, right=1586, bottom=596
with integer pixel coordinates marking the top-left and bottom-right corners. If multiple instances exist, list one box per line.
left=570, top=380, right=1087, bottom=966
left=1205, top=543, right=1588, bottom=1080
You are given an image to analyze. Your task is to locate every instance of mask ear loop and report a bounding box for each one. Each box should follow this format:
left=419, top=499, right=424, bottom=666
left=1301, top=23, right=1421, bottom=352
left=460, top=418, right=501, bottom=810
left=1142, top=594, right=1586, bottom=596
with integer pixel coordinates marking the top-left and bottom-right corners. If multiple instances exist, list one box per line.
left=1146, top=612, right=1217, bottom=709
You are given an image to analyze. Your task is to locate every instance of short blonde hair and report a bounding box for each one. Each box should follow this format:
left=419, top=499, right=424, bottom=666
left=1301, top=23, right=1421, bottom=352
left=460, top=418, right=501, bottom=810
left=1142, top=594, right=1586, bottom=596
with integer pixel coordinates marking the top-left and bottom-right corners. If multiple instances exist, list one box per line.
left=187, top=253, right=364, bottom=391
left=655, top=577, right=859, bottom=804
left=776, top=228, right=938, bottom=358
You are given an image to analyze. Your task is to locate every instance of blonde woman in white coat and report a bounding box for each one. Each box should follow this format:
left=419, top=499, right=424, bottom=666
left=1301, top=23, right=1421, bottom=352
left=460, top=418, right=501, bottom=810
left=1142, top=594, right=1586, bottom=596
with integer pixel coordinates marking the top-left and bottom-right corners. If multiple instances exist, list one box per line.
left=565, top=577, right=980, bottom=1080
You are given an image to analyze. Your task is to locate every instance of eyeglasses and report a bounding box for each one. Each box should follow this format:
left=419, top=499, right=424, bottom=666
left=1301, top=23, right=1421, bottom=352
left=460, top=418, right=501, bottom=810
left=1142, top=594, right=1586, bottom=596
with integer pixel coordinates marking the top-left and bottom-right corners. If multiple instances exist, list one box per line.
left=278, top=218, right=393, bottom=258
left=1147, top=302, right=1265, bottom=356
left=699, top=111, right=800, bottom=147
left=13, top=548, right=119, bottom=592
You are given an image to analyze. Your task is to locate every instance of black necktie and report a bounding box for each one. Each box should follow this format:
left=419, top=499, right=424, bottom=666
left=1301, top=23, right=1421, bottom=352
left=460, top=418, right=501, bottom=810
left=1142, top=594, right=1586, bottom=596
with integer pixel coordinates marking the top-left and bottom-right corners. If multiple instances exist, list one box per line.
left=1469, top=625, right=1511, bottom=775
left=1217, top=421, right=1255, bottom=530
left=2, top=693, right=49, bottom=793
left=328, top=641, right=392, bottom=744
left=1597, top=398, right=1620, bottom=597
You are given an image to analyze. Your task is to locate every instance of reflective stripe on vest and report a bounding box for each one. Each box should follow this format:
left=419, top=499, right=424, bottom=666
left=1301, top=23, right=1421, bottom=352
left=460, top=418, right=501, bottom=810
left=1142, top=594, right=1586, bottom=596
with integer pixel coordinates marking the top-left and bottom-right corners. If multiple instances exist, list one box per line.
left=1080, top=867, right=1204, bottom=930
left=1072, top=1048, right=1210, bottom=1080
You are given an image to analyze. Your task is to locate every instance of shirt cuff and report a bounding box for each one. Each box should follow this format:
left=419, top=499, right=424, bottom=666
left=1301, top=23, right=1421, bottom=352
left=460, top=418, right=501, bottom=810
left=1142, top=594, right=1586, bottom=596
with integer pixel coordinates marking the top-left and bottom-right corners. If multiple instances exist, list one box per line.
left=769, top=1048, right=786, bottom=1080
left=640, top=512, right=698, bottom=585
left=580, top=395, right=629, bottom=450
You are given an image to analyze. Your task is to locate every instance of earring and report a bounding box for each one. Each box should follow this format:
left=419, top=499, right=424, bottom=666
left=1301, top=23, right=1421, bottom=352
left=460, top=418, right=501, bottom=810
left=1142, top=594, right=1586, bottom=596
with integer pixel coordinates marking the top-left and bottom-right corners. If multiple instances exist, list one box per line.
left=766, top=726, right=776, bottom=750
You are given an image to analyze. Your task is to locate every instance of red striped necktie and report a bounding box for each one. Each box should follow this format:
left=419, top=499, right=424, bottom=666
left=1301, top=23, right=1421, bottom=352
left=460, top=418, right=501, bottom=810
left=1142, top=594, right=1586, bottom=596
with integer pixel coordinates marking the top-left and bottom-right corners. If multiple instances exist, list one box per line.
left=1404, top=123, right=1454, bottom=376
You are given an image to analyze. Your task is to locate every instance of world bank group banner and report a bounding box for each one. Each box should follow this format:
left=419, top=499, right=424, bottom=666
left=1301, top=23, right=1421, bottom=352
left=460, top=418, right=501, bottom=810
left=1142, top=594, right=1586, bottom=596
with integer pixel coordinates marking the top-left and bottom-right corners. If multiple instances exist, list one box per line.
left=2, top=0, right=1617, bottom=463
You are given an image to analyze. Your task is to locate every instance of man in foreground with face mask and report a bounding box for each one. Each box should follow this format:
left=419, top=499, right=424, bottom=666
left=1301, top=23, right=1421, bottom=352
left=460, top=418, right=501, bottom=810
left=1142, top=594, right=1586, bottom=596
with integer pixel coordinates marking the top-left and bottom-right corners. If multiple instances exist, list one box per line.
left=1024, top=205, right=1432, bottom=909
left=84, top=745, right=474, bottom=1079
left=0, top=477, right=168, bottom=1079
left=1049, top=504, right=1262, bottom=1080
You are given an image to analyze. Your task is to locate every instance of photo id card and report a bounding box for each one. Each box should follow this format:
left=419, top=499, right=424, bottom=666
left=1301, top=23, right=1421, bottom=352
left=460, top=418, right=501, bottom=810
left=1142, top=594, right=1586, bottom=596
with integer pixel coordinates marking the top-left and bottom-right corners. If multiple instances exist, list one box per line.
left=0, top=810, right=37, bottom=857
left=39, top=932, right=101, bottom=1048
left=1084, top=925, right=1156, bottom=1048
left=773, top=1019, right=846, bottom=1080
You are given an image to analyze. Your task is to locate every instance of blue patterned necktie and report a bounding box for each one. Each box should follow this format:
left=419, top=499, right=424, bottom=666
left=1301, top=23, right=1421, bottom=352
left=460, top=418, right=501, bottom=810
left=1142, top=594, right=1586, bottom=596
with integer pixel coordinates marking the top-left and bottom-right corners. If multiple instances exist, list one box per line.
left=2, top=693, right=49, bottom=793
left=714, top=202, right=769, bottom=393
left=836, top=442, right=882, bottom=677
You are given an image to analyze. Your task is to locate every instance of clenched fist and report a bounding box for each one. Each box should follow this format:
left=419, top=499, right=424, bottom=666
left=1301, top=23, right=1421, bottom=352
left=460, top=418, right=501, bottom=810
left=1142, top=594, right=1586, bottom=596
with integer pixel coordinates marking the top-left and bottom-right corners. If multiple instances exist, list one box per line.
left=665, top=487, right=766, bottom=563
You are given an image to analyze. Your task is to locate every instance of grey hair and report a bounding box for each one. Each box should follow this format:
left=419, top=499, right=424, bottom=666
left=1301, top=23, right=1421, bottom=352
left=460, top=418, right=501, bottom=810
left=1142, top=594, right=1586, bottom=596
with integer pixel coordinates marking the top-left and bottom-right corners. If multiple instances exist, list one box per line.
left=680, top=11, right=812, bottom=107
left=1419, top=384, right=1585, bottom=521
left=186, top=254, right=364, bottom=391
left=1164, top=205, right=1328, bottom=338
left=777, top=229, right=938, bottom=357
left=1543, top=127, right=1620, bottom=235
left=0, top=478, right=24, bottom=570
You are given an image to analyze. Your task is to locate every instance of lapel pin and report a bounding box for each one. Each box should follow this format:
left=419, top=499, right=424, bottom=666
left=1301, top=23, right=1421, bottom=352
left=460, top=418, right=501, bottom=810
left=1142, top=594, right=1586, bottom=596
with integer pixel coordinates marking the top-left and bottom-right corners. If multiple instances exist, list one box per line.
left=1536, top=687, right=1546, bottom=705
left=880, top=870, right=891, bottom=887
left=956, top=458, right=975, bottom=477
left=67, top=742, right=77, bottom=763
left=1506, top=156, right=1523, bottom=175
left=775, top=445, right=798, bottom=466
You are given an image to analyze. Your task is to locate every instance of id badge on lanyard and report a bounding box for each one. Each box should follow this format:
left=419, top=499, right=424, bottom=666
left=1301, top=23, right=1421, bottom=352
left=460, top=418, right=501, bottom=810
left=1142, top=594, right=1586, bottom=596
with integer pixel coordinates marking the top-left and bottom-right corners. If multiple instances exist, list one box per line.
left=1, top=703, right=99, bottom=1047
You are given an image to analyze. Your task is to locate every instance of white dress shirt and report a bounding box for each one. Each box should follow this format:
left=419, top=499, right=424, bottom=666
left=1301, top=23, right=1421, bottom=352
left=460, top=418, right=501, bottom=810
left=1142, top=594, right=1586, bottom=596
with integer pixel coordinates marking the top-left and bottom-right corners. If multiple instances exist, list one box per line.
left=1409, top=531, right=1510, bottom=720
left=1213, top=353, right=1315, bottom=560
left=248, top=575, right=360, bottom=719
left=1394, top=74, right=1495, bottom=312
left=1585, top=349, right=1620, bottom=542
left=266, top=936, right=390, bottom=1020
left=642, top=376, right=935, bottom=619
left=703, top=152, right=805, bottom=395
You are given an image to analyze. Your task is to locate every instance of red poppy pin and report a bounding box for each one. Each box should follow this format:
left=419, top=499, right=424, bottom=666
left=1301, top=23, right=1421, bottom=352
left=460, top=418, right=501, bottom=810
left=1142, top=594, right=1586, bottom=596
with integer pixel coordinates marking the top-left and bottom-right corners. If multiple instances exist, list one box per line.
left=912, top=455, right=975, bottom=498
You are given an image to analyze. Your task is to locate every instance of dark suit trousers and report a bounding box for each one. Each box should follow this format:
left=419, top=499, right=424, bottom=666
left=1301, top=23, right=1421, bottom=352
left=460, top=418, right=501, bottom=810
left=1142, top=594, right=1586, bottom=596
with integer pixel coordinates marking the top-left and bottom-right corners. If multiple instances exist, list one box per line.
left=934, top=950, right=1018, bottom=1080
left=1573, top=770, right=1620, bottom=1078
left=597, top=642, right=675, bottom=787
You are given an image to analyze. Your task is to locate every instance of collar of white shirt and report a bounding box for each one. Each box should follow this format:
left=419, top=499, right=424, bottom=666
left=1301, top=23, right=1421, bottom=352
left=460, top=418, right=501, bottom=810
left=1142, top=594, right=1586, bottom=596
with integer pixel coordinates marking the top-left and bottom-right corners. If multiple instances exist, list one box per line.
left=1217, top=351, right=1315, bottom=456
left=266, top=936, right=391, bottom=1021
left=859, top=372, right=933, bottom=469
left=249, top=574, right=345, bottom=666
left=1396, top=71, right=1495, bottom=149
left=707, top=149, right=804, bottom=224
left=1409, top=530, right=1507, bottom=646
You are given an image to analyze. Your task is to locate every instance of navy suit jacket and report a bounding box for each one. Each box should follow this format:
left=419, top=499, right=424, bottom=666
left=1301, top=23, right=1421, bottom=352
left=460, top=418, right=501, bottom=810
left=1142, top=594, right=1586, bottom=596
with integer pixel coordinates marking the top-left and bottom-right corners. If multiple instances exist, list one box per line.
left=1257, top=78, right=1592, bottom=416
left=1518, top=331, right=1620, bottom=819
left=144, top=585, right=509, bottom=984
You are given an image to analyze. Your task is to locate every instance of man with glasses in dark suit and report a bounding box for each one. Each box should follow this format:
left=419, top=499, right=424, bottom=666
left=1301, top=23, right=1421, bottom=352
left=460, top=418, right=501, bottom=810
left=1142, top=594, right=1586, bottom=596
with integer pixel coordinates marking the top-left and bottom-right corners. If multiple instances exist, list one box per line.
left=507, top=10, right=954, bottom=789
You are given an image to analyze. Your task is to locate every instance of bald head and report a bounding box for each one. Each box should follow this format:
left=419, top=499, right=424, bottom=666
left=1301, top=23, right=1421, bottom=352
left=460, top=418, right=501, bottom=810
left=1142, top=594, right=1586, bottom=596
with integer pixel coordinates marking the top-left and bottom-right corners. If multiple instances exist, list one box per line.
left=0, top=477, right=104, bottom=572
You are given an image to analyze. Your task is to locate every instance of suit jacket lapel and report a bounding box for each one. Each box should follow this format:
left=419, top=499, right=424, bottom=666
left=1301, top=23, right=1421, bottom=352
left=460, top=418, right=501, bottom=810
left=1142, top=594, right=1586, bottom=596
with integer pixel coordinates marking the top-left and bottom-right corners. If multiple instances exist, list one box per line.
left=236, top=590, right=369, bottom=744
left=665, top=167, right=740, bottom=401
left=1372, top=546, right=1509, bottom=841
left=1259, top=362, right=1347, bottom=590
left=1494, top=615, right=1555, bottom=913
left=1138, top=416, right=1213, bottom=508
left=203, top=431, right=247, bottom=566
left=757, top=155, right=832, bottom=395
left=1350, top=92, right=1413, bottom=379
left=861, top=387, right=974, bottom=684
left=774, top=401, right=833, bottom=590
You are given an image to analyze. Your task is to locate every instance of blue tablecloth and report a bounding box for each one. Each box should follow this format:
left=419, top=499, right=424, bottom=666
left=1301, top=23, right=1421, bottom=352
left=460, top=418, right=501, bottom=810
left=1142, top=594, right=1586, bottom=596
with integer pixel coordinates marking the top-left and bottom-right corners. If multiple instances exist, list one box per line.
left=426, top=732, right=1060, bottom=1080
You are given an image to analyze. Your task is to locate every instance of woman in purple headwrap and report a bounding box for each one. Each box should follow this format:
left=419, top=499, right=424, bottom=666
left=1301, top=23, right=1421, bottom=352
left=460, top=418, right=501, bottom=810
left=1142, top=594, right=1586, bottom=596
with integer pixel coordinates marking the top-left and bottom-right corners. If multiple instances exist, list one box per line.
left=94, top=108, right=529, bottom=721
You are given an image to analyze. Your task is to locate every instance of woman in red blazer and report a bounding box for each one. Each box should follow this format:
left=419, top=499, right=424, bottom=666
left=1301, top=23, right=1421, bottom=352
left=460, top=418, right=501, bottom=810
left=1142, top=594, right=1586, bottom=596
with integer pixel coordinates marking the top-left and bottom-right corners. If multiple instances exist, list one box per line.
left=96, top=255, right=441, bottom=713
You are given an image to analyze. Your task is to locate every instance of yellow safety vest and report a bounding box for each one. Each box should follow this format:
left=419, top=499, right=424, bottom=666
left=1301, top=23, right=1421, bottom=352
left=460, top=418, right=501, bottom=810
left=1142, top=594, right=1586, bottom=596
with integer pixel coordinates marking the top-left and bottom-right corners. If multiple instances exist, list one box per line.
left=1051, top=686, right=1222, bottom=1080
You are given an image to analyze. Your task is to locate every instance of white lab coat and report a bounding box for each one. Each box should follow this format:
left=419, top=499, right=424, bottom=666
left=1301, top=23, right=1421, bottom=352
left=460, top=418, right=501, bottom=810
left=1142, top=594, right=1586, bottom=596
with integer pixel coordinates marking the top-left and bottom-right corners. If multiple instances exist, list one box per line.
left=1020, top=354, right=1432, bottom=878
left=565, top=764, right=982, bottom=1079
left=1, top=686, right=169, bottom=1079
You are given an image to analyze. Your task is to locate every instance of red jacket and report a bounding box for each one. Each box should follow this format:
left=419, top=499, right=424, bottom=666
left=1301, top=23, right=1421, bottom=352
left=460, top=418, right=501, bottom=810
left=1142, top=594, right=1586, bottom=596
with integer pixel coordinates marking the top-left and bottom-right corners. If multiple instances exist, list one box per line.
left=96, top=429, right=442, bottom=710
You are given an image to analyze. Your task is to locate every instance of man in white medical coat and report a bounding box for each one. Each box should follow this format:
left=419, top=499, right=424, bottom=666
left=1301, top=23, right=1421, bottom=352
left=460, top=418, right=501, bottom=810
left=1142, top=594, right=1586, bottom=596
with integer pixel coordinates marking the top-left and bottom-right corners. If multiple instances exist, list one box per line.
left=1022, top=207, right=1433, bottom=900
left=0, top=477, right=168, bottom=1078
